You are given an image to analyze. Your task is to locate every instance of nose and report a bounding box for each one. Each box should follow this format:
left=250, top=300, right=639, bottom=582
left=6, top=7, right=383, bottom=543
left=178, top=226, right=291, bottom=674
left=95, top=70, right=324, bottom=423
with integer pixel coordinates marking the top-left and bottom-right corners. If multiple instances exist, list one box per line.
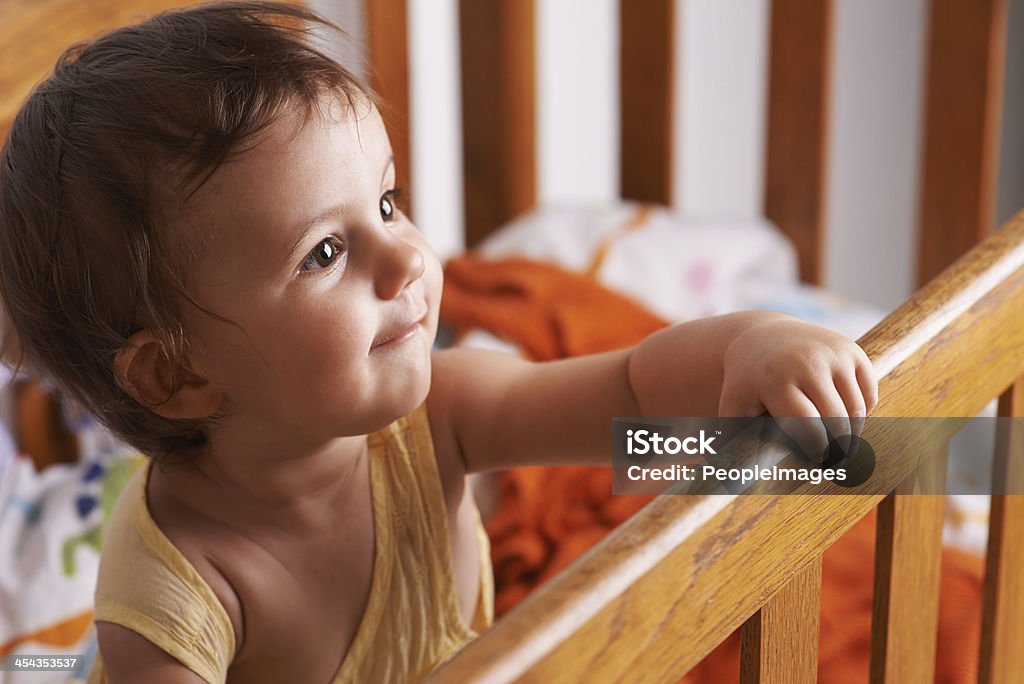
left=370, top=229, right=425, bottom=300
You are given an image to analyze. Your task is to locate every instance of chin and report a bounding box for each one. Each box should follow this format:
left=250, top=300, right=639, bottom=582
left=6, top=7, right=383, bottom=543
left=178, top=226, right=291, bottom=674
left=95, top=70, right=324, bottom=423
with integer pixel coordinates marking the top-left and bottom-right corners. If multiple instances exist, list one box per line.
left=382, top=363, right=432, bottom=421
left=404, top=365, right=432, bottom=411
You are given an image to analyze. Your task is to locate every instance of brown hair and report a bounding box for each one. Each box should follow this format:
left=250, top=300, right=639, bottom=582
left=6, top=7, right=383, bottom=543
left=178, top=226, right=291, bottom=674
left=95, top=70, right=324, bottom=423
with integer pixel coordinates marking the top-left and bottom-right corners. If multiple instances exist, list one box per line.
left=0, top=1, right=368, bottom=458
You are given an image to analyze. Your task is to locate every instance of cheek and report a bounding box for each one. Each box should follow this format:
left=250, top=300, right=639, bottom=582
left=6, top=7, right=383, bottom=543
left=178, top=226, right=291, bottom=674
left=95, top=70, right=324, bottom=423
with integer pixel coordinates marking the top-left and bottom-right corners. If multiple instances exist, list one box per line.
left=193, top=301, right=370, bottom=389
left=268, top=304, right=370, bottom=365
left=185, top=321, right=258, bottom=387
left=249, top=321, right=372, bottom=415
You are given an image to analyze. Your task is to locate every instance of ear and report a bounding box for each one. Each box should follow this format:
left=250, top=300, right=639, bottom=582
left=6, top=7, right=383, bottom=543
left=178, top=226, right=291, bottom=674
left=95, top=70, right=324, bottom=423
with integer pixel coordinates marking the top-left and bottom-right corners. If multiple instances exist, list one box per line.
left=114, top=329, right=223, bottom=420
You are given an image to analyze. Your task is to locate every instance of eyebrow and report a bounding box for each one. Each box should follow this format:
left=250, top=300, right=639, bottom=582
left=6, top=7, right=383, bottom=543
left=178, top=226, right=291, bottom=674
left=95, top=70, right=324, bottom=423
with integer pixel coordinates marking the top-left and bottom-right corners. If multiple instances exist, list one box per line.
left=284, top=204, right=347, bottom=267
left=283, top=155, right=396, bottom=266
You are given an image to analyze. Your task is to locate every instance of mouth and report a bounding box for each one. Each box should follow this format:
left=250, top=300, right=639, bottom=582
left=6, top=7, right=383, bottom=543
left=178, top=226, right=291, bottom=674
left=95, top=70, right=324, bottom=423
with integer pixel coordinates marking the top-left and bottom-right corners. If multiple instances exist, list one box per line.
left=371, top=308, right=428, bottom=351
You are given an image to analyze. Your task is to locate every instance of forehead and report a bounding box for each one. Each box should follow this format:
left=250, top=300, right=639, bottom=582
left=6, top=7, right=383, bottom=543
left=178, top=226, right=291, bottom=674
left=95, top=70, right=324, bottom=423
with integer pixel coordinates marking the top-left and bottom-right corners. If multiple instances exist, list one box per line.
left=227, top=96, right=384, bottom=178
left=171, top=95, right=390, bottom=271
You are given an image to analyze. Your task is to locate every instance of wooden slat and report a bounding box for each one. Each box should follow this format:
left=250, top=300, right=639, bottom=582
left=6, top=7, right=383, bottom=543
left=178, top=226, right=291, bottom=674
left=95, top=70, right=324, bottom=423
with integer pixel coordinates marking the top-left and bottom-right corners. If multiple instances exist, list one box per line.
left=869, top=447, right=948, bottom=683
left=740, top=557, right=822, bottom=684
left=429, top=213, right=1024, bottom=683
left=619, top=0, right=674, bottom=204
left=0, top=0, right=205, bottom=141
left=916, top=0, right=1008, bottom=286
left=366, top=0, right=412, bottom=217
left=458, top=0, right=536, bottom=246
left=13, top=380, right=79, bottom=469
left=978, top=379, right=1024, bottom=683
left=764, top=0, right=833, bottom=285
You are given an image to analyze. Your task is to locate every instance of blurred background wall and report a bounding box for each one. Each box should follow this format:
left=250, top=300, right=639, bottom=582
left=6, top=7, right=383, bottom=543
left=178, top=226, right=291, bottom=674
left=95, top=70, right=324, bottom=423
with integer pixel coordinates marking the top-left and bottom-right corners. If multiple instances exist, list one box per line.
left=312, top=0, right=1024, bottom=314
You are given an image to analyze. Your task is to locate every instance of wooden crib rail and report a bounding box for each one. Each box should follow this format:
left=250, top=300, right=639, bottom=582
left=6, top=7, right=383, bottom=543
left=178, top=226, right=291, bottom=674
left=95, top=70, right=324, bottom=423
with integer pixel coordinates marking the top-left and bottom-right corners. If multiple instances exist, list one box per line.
left=428, top=212, right=1024, bottom=682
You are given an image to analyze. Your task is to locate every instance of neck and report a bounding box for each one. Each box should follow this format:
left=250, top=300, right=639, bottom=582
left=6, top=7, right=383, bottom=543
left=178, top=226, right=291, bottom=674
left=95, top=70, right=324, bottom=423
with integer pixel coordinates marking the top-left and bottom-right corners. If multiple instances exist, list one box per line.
left=155, top=428, right=371, bottom=529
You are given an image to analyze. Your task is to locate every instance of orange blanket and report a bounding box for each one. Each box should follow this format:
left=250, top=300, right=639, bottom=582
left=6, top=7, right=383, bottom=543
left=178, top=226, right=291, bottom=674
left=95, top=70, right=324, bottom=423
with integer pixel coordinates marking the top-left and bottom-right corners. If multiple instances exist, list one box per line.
left=441, top=254, right=985, bottom=682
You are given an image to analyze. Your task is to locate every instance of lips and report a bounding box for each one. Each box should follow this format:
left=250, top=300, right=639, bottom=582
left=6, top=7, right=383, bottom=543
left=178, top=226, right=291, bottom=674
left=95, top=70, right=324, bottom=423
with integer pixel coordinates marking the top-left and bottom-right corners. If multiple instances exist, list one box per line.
left=371, top=307, right=428, bottom=350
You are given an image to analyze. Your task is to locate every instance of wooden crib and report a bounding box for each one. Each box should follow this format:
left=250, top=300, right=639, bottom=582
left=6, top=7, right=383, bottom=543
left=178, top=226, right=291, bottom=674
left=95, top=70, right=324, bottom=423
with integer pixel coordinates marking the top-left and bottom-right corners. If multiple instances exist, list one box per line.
left=1, top=0, right=1021, bottom=681
left=357, top=1, right=1024, bottom=682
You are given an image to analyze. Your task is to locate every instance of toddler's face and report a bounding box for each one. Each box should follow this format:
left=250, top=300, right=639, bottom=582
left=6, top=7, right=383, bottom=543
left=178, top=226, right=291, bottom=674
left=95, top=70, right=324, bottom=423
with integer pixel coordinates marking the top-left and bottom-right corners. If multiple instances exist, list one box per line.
left=174, top=96, right=443, bottom=444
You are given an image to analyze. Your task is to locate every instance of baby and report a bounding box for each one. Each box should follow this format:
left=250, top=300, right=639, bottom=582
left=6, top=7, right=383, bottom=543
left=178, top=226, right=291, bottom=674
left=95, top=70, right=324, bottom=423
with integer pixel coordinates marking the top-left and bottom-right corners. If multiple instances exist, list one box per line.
left=0, top=3, right=877, bottom=683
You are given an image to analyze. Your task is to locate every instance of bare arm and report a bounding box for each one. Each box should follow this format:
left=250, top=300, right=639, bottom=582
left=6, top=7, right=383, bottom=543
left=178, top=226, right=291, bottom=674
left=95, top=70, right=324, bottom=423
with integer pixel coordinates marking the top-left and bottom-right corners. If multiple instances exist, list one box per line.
left=430, top=312, right=877, bottom=475
left=95, top=622, right=208, bottom=684
left=430, top=345, right=639, bottom=474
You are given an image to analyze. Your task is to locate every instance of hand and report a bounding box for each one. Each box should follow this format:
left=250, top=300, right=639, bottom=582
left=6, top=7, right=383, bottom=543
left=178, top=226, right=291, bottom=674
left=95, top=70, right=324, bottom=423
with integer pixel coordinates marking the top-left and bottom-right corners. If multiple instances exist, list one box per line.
left=718, top=315, right=878, bottom=461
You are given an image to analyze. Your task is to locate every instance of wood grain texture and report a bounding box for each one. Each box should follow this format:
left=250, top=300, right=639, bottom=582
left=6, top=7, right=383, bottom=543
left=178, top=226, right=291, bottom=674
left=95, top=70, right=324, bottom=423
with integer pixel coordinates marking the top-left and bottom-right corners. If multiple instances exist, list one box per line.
left=458, top=0, right=536, bottom=246
left=764, top=0, right=833, bottom=285
left=916, top=0, right=1008, bottom=287
left=740, top=557, right=822, bottom=684
left=869, top=455, right=947, bottom=684
left=429, top=212, right=1024, bottom=682
left=366, top=0, right=412, bottom=217
left=0, top=0, right=205, bottom=141
left=619, top=0, right=674, bottom=204
left=978, top=380, right=1024, bottom=683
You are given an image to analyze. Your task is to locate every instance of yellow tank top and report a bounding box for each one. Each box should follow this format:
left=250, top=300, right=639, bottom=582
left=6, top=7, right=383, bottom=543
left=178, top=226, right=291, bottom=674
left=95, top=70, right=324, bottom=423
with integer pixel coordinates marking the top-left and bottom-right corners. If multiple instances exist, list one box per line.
left=88, top=404, right=494, bottom=683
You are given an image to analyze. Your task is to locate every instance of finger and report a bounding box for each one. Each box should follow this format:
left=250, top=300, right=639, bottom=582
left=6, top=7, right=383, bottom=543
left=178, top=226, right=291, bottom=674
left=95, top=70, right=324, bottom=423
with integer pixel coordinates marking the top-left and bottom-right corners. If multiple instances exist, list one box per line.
left=856, top=354, right=879, bottom=413
left=802, top=379, right=853, bottom=458
left=834, top=365, right=867, bottom=443
left=762, top=385, right=830, bottom=463
left=718, top=393, right=765, bottom=419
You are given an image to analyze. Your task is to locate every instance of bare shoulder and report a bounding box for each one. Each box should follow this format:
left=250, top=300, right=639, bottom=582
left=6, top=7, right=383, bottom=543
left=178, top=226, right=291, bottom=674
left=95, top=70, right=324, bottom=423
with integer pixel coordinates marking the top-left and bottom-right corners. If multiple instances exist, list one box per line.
left=95, top=621, right=207, bottom=683
left=145, top=469, right=245, bottom=656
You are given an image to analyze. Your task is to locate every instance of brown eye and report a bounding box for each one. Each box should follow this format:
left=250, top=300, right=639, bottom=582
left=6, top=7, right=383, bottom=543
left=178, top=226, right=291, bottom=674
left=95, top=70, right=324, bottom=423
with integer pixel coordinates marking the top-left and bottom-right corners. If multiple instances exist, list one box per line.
left=380, top=192, right=396, bottom=222
left=301, top=236, right=346, bottom=272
